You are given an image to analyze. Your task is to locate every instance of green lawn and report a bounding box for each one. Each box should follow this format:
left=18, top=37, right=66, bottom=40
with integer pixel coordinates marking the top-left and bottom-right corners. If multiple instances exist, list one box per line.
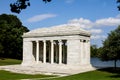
left=46, top=68, right=120, bottom=80
left=0, top=58, right=21, bottom=65
left=0, top=68, right=120, bottom=80
left=0, top=59, right=120, bottom=80
left=0, top=58, right=54, bottom=80
left=0, top=70, right=54, bottom=80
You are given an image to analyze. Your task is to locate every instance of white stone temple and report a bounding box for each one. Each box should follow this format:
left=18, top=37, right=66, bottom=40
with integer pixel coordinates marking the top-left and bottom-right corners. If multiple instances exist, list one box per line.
left=21, top=25, right=94, bottom=74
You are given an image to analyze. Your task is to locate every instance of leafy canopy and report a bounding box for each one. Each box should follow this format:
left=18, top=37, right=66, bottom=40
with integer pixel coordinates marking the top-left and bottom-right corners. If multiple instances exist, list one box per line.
left=0, top=14, right=29, bottom=59
left=117, top=0, right=120, bottom=10
left=98, top=25, right=120, bottom=68
left=9, top=0, right=120, bottom=14
left=10, top=0, right=52, bottom=14
left=90, top=45, right=98, bottom=57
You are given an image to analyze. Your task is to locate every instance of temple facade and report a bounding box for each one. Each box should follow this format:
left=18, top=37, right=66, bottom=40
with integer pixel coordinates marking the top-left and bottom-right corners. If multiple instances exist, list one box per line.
left=21, top=25, right=92, bottom=67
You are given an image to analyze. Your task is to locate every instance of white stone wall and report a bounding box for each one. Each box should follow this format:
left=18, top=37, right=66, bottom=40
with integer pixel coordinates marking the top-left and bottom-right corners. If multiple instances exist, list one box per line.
left=21, top=39, right=35, bottom=66
left=80, top=40, right=91, bottom=65
left=67, top=39, right=81, bottom=65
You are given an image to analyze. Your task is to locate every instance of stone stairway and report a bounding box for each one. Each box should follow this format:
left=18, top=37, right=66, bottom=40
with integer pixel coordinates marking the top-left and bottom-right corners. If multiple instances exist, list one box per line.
left=0, top=64, right=96, bottom=76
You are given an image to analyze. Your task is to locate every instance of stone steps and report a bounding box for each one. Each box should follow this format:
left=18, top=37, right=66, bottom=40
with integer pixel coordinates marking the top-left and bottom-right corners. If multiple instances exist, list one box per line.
left=0, top=64, right=96, bottom=76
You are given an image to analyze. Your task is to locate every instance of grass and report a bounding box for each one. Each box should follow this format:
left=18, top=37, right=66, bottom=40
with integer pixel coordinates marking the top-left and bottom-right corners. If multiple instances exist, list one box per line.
left=0, top=58, right=21, bottom=65
left=46, top=68, right=120, bottom=80
left=0, top=70, right=54, bottom=80
left=1, top=68, right=120, bottom=80
left=0, top=59, right=120, bottom=80
left=0, top=58, right=54, bottom=80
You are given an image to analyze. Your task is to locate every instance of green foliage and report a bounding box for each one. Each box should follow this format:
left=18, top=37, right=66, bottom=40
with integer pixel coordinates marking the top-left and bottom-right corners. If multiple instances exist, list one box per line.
left=10, top=0, right=52, bottom=14
left=98, top=25, right=120, bottom=68
left=0, top=14, right=29, bottom=59
left=90, top=45, right=98, bottom=57
left=9, top=0, right=120, bottom=14
left=117, top=0, right=120, bottom=10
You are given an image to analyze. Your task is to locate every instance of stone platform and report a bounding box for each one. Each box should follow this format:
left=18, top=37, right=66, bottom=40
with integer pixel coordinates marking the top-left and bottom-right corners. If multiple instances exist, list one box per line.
left=0, top=63, right=96, bottom=76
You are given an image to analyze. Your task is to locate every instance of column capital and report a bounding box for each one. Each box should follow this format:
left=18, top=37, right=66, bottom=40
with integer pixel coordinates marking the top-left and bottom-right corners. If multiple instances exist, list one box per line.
left=80, top=39, right=84, bottom=42
left=80, top=39, right=88, bottom=42
left=43, top=40, right=46, bottom=43
left=50, top=40, right=54, bottom=43
left=36, top=40, right=39, bottom=43
left=58, top=40, right=62, bottom=44
left=58, top=40, right=61, bottom=42
left=86, top=40, right=90, bottom=43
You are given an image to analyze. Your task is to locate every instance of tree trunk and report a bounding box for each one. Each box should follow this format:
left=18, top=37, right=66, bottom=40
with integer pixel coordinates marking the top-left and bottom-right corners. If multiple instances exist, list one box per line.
left=114, top=59, right=117, bottom=69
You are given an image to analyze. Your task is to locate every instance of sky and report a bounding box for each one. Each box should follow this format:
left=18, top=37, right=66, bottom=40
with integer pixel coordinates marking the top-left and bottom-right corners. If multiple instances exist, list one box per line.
left=0, top=0, right=120, bottom=47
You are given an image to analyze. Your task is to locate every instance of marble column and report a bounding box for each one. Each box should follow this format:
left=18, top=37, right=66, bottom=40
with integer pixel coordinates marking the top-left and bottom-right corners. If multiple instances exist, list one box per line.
left=43, top=40, right=46, bottom=63
left=59, top=40, right=62, bottom=64
left=36, top=41, right=39, bottom=63
left=87, top=40, right=90, bottom=64
left=50, top=40, right=54, bottom=64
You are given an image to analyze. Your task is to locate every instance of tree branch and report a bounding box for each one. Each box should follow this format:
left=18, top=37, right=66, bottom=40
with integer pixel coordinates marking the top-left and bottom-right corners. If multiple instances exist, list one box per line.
left=10, top=0, right=51, bottom=14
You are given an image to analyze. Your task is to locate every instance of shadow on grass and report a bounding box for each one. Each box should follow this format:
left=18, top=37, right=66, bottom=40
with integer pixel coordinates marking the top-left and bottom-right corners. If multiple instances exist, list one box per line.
left=110, top=74, right=120, bottom=78
left=98, top=67, right=120, bottom=78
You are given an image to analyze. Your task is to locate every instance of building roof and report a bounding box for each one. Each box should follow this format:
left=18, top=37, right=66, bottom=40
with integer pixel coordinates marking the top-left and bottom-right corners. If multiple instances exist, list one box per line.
left=23, top=24, right=91, bottom=37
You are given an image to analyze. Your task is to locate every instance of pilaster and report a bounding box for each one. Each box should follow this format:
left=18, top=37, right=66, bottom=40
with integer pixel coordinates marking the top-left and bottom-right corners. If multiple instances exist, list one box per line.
left=21, top=40, right=35, bottom=66
left=67, top=39, right=81, bottom=65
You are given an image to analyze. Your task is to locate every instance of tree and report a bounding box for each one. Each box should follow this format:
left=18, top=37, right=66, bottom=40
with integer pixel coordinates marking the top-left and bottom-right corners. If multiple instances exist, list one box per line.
left=8, top=0, right=120, bottom=13
left=90, top=45, right=98, bottom=57
left=0, top=14, right=29, bottom=59
left=117, top=0, right=120, bottom=10
left=98, top=25, right=120, bottom=68
left=10, top=0, right=52, bottom=14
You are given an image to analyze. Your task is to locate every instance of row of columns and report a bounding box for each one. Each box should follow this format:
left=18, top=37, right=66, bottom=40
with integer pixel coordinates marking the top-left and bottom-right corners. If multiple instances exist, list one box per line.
left=33, top=39, right=90, bottom=65
left=35, top=40, right=63, bottom=64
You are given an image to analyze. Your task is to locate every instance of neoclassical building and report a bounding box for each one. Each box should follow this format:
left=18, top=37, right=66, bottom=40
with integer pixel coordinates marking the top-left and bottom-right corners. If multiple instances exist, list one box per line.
left=22, top=25, right=92, bottom=67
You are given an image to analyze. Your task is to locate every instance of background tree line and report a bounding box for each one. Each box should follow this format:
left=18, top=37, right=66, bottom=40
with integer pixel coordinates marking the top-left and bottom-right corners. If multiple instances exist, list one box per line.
left=91, top=25, right=120, bottom=68
left=0, top=14, right=29, bottom=59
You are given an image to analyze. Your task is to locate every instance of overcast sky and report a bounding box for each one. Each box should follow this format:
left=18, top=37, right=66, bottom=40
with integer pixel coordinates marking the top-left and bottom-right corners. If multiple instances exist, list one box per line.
left=0, top=0, right=120, bottom=47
